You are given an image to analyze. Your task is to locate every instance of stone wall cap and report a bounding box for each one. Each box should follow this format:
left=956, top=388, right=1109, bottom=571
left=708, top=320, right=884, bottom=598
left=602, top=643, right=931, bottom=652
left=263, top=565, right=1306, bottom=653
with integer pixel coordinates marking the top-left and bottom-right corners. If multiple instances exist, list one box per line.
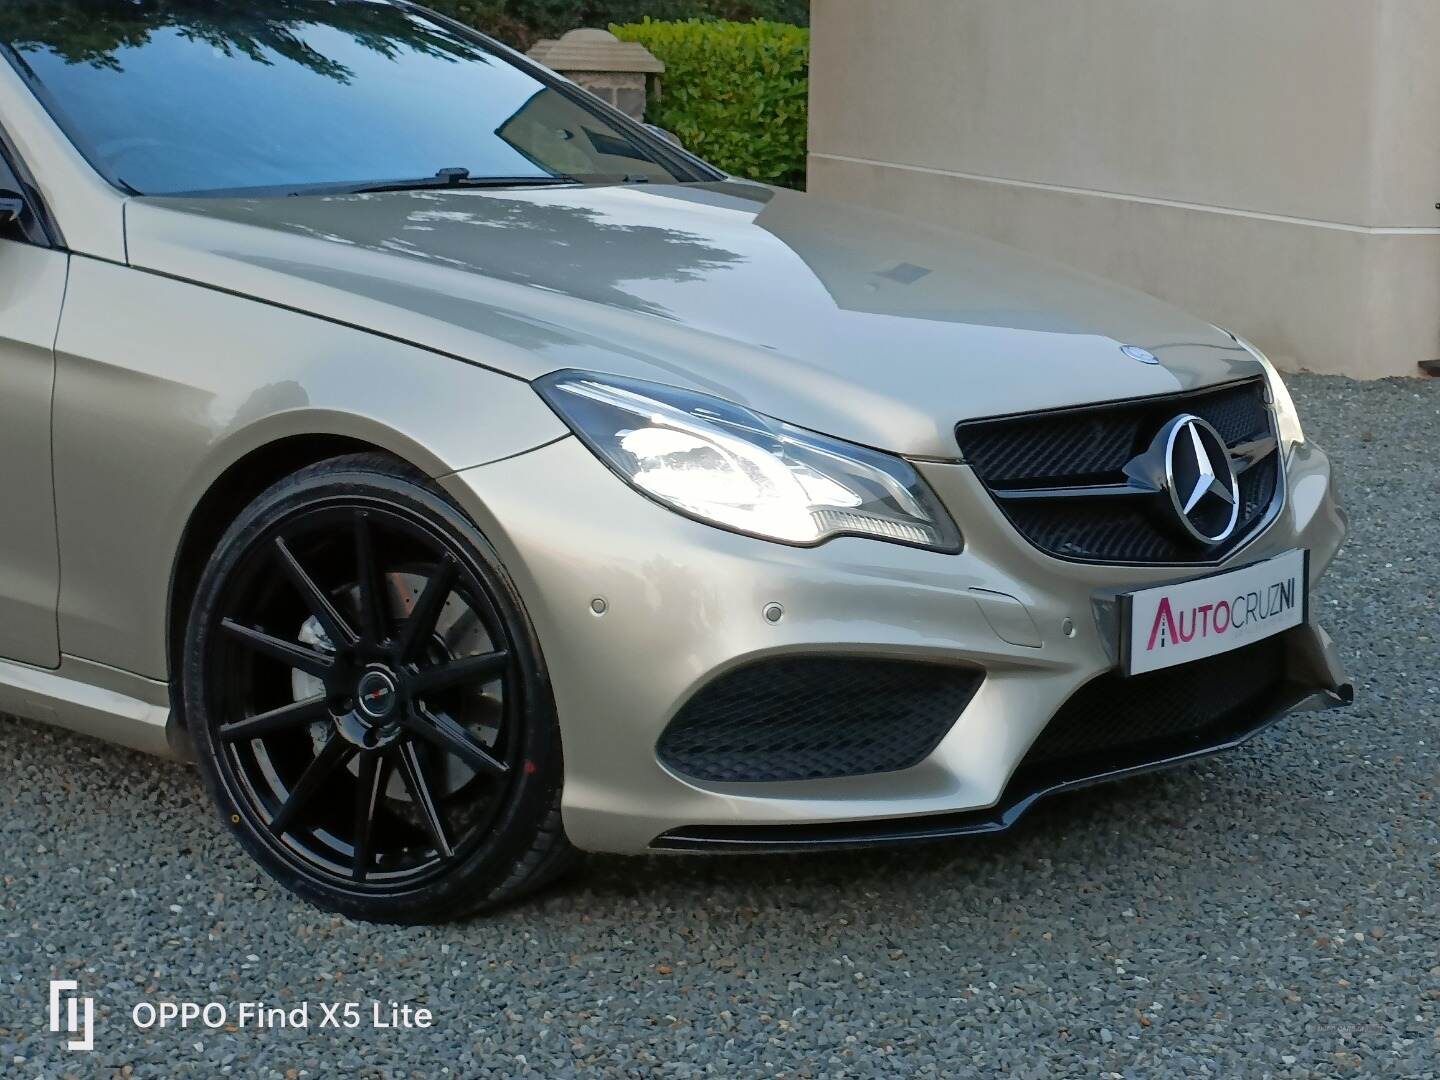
left=529, top=28, right=665, bottom=74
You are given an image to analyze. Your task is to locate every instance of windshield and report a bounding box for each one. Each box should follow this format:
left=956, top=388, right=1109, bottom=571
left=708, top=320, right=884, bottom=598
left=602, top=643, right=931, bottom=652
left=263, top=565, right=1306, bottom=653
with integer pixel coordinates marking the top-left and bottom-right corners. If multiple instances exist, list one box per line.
left=1, top=0, right=704, bottom=195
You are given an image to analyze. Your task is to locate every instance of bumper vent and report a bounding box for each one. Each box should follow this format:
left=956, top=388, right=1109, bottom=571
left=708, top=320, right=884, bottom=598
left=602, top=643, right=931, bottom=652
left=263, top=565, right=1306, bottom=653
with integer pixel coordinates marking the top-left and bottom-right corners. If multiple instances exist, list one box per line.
left=657, top=657, right=982, bottom=783
left=955, top=378, right=1282, bottom=564
left=1021, top=635, right=1286, bottom=772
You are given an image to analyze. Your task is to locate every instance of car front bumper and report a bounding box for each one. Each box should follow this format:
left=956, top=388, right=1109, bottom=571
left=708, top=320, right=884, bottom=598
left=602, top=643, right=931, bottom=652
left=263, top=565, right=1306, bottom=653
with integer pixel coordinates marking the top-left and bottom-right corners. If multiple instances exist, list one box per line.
left=443, top=436, right=1350, bottom=855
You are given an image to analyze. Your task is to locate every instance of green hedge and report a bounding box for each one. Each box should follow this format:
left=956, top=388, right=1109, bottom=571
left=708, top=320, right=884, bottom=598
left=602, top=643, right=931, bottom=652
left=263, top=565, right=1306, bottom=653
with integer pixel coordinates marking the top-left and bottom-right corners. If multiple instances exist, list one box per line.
left=421, top=2, right=533, bottom=46
left=612, top=19, right=809, bottom=188
left=424, top=2, right=808, bottom=49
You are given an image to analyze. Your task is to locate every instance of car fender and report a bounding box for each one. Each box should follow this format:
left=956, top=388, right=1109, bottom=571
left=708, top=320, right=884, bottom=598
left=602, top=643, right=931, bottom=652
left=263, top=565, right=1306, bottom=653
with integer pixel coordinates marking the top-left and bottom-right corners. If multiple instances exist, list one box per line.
left=52, top=256, right=564, bottom=679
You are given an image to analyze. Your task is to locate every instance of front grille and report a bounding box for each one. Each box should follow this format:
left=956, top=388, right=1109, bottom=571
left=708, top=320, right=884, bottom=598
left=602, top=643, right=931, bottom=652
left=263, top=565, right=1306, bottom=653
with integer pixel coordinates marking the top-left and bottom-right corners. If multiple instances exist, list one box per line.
left=1020, top=636, right=1287, bottom=773
left=956, top=379, right=1282, bottom=563
left=657, top=657, right=983, bottom=783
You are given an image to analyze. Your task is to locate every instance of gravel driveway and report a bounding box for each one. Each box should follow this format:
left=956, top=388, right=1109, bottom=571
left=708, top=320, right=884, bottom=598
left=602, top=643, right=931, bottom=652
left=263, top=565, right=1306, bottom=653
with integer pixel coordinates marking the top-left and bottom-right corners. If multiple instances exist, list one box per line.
left=2, top=374, right=1437, bottom=1078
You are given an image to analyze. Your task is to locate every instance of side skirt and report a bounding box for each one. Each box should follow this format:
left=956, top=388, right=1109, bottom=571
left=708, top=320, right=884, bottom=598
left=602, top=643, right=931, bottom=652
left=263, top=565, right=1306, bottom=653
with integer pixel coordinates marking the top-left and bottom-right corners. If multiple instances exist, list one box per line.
left=0, top=655, right=177, bottom=758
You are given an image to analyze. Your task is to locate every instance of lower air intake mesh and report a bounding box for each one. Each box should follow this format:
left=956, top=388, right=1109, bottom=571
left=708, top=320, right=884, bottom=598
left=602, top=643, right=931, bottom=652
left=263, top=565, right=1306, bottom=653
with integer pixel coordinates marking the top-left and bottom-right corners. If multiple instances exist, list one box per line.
left=657, top=657, right=983, bottom=783
left=1020, top=636, right=1287, bottom=771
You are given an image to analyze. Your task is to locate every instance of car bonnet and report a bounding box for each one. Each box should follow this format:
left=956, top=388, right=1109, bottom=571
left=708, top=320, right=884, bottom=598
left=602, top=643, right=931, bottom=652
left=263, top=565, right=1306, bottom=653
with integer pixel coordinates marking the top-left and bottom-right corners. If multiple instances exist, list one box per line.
left=123, top=180, right=1262, bottom=458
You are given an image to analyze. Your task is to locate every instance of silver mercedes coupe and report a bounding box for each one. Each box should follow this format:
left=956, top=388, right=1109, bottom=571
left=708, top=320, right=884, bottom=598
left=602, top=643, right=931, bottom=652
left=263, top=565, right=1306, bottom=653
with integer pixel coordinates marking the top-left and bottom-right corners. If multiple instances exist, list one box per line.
left=0, top=0, right=1352, bottom=921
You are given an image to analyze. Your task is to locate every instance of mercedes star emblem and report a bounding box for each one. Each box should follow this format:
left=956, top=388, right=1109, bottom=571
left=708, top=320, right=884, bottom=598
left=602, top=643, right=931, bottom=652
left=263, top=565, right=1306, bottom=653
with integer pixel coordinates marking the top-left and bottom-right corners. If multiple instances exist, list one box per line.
left=1158, top=414, right=1240, bottom=544
left=1120, top=345, right=1161, bottom=365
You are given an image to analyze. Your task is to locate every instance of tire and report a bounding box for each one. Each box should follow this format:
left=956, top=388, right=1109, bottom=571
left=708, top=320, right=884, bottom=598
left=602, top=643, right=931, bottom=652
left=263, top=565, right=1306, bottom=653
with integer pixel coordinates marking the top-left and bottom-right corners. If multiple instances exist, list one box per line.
left=183, top=453, right=577, bottom=923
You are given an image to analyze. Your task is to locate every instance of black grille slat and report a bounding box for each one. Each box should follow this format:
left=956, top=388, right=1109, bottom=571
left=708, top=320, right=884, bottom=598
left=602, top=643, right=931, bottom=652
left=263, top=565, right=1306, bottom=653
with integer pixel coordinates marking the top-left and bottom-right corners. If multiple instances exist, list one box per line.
left=1238, top=456, right=1278, bottom=522
left=1005, top=501, right=1182, bottom=562
left=1189, top=385, right=1273, bottom=446
left=959, top=411, right=1146, bottom=486
left=657, top=658, right=982, bottom=783
left=956, top=379, right=1281, bottom=563
left=1020, top=636, right=1287, bottom=771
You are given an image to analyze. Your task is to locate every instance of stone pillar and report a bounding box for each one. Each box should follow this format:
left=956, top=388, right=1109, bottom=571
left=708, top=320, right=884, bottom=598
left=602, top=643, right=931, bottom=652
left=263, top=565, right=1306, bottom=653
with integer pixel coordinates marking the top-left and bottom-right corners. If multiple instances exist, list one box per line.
left=807, top=0, right=1440, bottom=379
left=528, top=29, right=664, bottom=122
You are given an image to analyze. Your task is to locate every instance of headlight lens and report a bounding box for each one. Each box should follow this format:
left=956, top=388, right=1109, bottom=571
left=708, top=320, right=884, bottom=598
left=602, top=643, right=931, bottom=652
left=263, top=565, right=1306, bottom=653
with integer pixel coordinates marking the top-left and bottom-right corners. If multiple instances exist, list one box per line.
left=1232, top=333, right=1305, bottom=449
left=537, top=371, right=961, bottom=552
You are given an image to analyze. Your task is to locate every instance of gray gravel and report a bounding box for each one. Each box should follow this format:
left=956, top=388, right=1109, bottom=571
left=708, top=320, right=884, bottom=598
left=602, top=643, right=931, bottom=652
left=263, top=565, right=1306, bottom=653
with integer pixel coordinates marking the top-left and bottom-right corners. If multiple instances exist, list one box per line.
left=2, top=373, right=1437, bottom=1078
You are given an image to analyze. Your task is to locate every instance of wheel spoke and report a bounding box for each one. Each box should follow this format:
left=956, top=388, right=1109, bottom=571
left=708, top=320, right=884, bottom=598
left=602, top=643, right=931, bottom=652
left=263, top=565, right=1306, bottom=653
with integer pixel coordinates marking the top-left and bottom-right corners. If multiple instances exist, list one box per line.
left=351, top=751, right=390, bottom=881
left=274, top=537, right=357, bottom=647
left=220, top=618, right=333, bottom=678
left=409, top=649, right=509, bottom=697
left=219, top=695, right=329, bottom=742
left=353, top=511, right=390, bottom=644
left=397, top=555, right=459, bottom=662
left=269, top=735, right=355, bottom=837
left=213, top=501, right=531, bottom=889
left=394, top=740, right=453, bottom=859
left=402, top=704, right=509, bottom=776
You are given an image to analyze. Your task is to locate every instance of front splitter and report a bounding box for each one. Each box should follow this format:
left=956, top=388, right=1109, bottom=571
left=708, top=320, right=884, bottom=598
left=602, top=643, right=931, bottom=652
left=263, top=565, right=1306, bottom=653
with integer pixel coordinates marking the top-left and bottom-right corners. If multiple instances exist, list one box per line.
left=650, top=681, right=1352, bottom=853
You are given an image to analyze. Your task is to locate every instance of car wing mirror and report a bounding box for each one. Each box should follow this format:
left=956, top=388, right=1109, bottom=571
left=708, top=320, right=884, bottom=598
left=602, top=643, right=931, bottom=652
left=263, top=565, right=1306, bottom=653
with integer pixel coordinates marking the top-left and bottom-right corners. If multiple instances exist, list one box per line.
left=0, top=190, right=24, bottom=225
left=645, top=124, right=683, bottom=148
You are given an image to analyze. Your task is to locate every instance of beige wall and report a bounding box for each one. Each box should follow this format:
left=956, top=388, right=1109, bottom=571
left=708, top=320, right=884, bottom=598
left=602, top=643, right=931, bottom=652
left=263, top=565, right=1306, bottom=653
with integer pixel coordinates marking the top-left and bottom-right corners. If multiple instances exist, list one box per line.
left=808, top=0, right=1440, bottom=378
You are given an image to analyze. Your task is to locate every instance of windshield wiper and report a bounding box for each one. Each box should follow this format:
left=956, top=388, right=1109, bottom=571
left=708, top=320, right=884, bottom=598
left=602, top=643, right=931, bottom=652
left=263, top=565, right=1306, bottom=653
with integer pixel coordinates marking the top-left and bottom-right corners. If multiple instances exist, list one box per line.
left=344, top=168, right=581, bottom=194
left=575, top=173, right=656, bottom=184
left=153, top=168, right=679, bottom=200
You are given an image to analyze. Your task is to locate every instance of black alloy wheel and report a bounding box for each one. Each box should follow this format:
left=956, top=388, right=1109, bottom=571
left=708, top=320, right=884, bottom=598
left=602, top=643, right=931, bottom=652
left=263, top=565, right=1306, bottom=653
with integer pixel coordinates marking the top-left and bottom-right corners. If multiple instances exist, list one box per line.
left=184, top=454, right=574, bottom=922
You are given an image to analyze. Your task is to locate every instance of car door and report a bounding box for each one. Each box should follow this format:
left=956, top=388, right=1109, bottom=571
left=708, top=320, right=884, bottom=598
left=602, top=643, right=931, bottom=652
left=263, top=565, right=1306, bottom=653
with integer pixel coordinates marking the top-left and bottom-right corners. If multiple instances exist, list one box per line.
left=0, top=146, right=65, bottom=668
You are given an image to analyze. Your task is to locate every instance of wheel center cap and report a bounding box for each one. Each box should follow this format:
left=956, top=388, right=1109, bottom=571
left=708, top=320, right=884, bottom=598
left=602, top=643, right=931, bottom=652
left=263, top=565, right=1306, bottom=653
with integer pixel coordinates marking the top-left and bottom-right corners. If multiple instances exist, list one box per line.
left=355, top=669, right=400, bottom=722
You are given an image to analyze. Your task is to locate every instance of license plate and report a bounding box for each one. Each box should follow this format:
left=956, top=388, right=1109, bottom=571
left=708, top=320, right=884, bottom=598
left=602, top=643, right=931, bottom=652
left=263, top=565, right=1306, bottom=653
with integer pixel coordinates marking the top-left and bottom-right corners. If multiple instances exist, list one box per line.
left=1121, top=549, right=1308, bottom=675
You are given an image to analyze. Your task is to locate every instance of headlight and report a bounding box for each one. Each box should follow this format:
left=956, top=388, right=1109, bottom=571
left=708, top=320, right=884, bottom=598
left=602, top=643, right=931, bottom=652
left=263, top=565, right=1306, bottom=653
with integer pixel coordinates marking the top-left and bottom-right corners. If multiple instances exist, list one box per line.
left=536, top=371, right=961, bottom=552
left=1230, top=332, right=1305, bottom=449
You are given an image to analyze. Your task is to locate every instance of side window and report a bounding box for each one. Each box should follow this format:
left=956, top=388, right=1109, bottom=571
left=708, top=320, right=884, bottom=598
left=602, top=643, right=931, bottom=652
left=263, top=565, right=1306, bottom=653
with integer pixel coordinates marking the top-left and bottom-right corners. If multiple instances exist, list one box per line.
left=0, top=148, right=46, bottom=246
